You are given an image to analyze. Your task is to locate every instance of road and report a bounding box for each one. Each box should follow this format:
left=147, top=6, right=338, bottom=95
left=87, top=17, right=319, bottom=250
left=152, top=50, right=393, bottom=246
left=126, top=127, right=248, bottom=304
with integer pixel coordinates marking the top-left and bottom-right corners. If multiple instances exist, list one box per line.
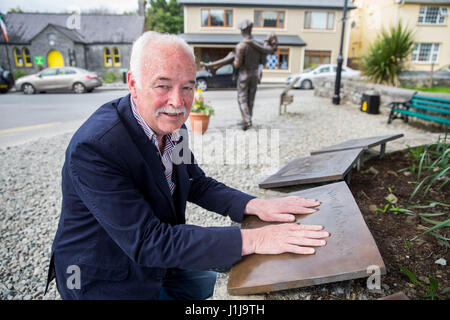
left=0, top=84, right=299, bottom=149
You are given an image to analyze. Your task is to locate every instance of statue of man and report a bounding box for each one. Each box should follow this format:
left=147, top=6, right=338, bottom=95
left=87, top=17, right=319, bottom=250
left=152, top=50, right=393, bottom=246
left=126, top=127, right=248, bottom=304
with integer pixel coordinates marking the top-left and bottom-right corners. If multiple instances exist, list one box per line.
left=201, top=19, right=278, bottom=130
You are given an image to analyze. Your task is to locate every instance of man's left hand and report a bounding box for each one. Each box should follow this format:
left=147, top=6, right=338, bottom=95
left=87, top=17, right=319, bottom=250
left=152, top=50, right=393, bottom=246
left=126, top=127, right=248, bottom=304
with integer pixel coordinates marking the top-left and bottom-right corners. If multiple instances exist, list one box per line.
left=244, top=196, right=320, bottom=223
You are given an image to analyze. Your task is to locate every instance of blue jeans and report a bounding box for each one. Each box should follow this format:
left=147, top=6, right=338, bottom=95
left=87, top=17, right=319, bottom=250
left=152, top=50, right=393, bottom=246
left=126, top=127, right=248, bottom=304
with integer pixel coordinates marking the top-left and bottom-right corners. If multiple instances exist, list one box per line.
left=158, top=268, right=217, bottom=300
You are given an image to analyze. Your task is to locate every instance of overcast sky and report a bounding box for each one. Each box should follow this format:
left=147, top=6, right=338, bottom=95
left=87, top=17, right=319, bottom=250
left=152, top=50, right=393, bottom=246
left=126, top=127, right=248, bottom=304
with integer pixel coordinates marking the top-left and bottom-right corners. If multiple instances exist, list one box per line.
left=0, top=0, right=139, bottom=14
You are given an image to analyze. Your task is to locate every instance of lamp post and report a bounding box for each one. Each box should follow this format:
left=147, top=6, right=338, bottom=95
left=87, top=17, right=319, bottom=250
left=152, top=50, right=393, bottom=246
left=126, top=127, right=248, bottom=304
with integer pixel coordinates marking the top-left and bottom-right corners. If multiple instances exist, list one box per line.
left=332, top=0, right=349, bottom=105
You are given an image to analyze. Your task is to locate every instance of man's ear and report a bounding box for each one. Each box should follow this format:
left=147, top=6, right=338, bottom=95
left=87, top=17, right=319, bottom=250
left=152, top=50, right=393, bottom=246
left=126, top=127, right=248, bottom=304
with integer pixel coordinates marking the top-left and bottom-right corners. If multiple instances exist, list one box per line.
left=128, top=72, right=138, bottom=99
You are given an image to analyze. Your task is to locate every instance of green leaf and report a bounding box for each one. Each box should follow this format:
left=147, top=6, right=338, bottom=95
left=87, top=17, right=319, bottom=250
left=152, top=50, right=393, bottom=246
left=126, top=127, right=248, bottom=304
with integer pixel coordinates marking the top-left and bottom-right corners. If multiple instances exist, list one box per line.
left=411, top=218, right=450, bottom=241
left=399, top=265, right=426, bottom=288
left=409, top=201, right=450, bottom=209
left=441, top=287, right=450, bottom=294
left=420, top=216, right=447, bottom=225
left=418, top=212, right=448, bottom=217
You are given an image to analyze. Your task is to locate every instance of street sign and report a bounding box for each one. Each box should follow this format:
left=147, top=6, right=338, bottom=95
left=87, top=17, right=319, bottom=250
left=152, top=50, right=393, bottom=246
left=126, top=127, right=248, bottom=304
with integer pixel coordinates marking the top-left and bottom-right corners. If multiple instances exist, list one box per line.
left=34, top=56, right=45, bottom=65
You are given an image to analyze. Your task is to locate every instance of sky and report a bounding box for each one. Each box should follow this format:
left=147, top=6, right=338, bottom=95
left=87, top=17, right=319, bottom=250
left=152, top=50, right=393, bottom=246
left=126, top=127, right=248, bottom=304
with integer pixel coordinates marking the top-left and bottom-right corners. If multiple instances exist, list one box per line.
left=0, top=0, right=139, bottom=14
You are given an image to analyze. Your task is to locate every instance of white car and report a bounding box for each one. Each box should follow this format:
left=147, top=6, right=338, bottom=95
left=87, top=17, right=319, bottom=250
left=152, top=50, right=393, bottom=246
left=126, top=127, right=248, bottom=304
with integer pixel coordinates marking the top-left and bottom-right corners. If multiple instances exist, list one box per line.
left=286, top=64, right=361, bottom=89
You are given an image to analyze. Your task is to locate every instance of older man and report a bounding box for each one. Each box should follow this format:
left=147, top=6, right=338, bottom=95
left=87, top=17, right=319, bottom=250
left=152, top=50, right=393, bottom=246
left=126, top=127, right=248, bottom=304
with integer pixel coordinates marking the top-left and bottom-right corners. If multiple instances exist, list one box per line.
left=45, top=32, right=329, bottom=300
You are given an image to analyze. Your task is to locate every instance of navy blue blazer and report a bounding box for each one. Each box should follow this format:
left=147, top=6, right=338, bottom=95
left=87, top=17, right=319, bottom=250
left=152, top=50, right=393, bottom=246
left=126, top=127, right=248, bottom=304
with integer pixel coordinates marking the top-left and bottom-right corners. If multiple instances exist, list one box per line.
left=46, top=94, right=255, bottom=299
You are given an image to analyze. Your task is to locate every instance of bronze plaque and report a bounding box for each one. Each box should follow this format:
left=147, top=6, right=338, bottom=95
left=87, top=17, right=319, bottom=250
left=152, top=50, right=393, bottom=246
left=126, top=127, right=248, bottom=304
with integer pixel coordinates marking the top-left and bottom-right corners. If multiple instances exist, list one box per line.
left=310, top=134, right=404, bottom=155
left=227, top=181, right=386, bottom=295
left=258, top=148, right=363, bottom=189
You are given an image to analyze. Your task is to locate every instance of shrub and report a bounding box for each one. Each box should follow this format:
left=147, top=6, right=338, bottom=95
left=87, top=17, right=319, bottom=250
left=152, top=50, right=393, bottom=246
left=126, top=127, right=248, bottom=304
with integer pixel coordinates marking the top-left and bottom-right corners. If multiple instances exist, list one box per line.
left=13, top=70, right=29, bottom=80
left=361, top=21, right=414, bottom=86
left=100, top=70, right=122, bottom=83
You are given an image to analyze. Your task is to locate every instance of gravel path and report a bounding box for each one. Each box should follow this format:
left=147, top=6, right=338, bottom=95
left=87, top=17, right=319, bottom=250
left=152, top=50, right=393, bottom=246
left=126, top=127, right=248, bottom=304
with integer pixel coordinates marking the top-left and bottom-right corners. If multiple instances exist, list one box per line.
left=0, top=89, right=442, bottom=300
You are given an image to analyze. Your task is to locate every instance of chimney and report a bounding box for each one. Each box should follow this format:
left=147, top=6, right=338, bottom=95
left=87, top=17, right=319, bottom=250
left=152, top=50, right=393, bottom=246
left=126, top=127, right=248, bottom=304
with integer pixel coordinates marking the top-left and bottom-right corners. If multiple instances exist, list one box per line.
left=138, top=0, right=147, bottom=16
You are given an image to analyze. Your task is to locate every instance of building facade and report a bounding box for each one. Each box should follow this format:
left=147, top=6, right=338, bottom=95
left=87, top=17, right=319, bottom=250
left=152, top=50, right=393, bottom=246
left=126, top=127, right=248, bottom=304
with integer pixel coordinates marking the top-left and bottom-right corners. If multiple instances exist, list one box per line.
left=0, top=12, right=145, bottom=75
left=178, top=0, right=355, bottom=83
left=349, top=0, right=450, bottom=71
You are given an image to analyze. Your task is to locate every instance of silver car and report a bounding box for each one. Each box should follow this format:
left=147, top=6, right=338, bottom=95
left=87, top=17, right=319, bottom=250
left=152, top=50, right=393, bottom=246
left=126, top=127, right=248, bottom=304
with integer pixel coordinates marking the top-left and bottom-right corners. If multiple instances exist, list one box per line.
left=286, top=64, right=361, bottom=89
left=15, top=67, right=102, bottom=94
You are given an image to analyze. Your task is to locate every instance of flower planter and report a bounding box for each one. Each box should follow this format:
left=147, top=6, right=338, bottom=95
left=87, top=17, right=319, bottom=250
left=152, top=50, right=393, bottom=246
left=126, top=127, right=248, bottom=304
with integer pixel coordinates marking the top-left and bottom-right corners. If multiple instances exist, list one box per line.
left=189, top=113, right=210, bottom=134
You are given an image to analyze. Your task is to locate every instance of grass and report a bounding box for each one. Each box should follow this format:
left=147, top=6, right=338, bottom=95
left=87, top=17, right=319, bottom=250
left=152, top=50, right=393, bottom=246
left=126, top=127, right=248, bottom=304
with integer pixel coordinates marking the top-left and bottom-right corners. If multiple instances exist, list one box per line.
left=400, top=132, right=450, bottom=248
left=401, top=86, right=450, bottom=94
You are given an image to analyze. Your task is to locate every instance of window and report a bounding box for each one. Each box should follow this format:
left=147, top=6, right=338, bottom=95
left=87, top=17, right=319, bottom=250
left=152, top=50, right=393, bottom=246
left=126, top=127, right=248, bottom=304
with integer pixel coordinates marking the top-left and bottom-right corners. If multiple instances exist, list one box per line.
left=254, top=10, right=285, bottom=28
left=104, top=48, right=112, bottom=66
left=418, top=6, right=448, bottom=25
left=201, top=9, right=232, bottom=27
left=22, top=48, right=32, bottom=67
left=304, top=50, right=331, bottom=69
left=304, top=11, right=335, bottom=30
left=318, top=66, right=330, bottom=73
left=13, top=48, right=23, bottom=67
left=61, top=68, right=76, bottom=75
left=40, top=68, right=58, bottom=77
left=412, top=43, right=440, bottom=63
left=113, top=47, right=121, bottom=66
left=265, top=48, right=289, bottom=70
left=216, top=64, right=233, bottom=75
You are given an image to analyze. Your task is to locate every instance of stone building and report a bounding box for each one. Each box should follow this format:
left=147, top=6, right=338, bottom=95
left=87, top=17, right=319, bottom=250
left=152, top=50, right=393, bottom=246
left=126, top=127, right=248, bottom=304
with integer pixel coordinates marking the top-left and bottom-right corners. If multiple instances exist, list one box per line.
left=0, top=11, right=145, bottom=75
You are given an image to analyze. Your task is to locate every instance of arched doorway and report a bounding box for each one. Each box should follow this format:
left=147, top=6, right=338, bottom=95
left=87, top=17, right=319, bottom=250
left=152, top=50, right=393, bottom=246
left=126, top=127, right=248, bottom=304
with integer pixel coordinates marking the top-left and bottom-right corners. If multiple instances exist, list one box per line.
left=47, top=49, right=64, bottom=68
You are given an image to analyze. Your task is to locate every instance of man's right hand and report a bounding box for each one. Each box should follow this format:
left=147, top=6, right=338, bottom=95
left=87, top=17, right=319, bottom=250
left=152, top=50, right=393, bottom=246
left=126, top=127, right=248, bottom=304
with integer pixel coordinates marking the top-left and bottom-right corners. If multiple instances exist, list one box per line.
left=241, top=223, right=330, bottom=256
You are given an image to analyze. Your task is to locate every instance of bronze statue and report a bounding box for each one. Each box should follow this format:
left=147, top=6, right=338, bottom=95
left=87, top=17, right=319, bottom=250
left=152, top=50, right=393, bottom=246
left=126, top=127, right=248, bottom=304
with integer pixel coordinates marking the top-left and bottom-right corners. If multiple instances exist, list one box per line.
left=201, top=19, right=278, bottom=130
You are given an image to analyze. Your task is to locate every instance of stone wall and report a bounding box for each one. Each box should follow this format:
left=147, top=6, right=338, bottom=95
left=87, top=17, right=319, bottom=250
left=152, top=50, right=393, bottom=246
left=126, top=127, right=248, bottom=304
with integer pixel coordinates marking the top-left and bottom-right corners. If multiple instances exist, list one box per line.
left=314, top=76, right=450, bottom=110
left=86, top=44, right=131, bottom=73
left=399, top=75, right=450, bottom=88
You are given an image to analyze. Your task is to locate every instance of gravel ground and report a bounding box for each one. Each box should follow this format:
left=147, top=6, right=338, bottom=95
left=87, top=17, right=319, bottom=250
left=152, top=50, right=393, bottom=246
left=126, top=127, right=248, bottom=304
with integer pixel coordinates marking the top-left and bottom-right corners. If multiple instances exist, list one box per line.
left=0, top=89, right=442, bottom=300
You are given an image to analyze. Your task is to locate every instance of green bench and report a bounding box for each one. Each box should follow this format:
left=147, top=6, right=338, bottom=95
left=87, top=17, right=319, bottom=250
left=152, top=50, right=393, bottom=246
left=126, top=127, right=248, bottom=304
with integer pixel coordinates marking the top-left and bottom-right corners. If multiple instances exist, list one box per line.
left=387, top=92, right=450, bottom=126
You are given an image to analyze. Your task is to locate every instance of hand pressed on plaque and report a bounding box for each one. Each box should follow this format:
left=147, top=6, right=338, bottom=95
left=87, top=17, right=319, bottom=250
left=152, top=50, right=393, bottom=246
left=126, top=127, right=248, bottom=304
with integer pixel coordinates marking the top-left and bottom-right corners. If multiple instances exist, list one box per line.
left=241, top=223, right=329, bottom=256
left=244, top=196, right=320, bottom=223
left=242, top=196, right=328, bottom=256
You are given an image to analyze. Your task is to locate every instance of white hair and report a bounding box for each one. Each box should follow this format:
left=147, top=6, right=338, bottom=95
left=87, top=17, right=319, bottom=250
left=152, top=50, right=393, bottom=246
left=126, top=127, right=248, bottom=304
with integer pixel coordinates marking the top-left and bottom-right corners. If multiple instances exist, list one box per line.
left=129, top=31, right=195, bottom=89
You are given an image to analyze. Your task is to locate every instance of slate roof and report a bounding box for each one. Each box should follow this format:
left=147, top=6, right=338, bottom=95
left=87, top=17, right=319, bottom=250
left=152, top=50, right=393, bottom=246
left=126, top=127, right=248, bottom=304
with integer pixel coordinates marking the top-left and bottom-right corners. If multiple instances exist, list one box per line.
left=1, top=12, right=145, bottom=44
left=179, top=33, right=306, bottom=46
left=37, top=24, right=87, bottom=43
left=177, top=0, right=356, bottom=9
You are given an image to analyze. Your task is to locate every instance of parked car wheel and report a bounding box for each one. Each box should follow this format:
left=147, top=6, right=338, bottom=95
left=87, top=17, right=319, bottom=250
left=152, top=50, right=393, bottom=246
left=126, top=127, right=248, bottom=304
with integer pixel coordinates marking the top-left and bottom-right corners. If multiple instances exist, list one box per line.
left=73, top=82, right=86, bottom=94
left=301, top=79, right=313, bottom=90
left=22, top=83, right=35, bottom=95
left=196, top=78, right=208, bottom=91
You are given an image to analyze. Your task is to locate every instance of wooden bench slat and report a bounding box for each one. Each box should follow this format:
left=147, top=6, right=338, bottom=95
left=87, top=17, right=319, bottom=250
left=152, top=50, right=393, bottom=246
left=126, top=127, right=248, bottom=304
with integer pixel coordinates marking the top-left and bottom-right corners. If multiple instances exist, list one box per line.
left=392, top=109, right=450, bottom=125
left=409, top=103, right=450, bottom=115
left=414, top=95, right=450, bottom=104
left=411, top=99, right=450, bottom=109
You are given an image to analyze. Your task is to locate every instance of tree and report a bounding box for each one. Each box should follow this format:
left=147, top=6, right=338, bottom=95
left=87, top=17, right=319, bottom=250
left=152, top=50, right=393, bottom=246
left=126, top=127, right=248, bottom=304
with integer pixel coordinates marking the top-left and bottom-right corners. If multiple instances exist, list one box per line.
left=361, top=22, right=414, bottom=86
left=146, top=0, right=183, bottom=34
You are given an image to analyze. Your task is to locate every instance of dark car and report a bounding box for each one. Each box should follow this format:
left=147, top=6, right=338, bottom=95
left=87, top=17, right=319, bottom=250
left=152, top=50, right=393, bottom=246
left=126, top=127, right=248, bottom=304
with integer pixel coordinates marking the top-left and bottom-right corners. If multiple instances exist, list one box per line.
left=0, top=67, right=14, bottom=94
left=196, top=64, right=236, bottom=91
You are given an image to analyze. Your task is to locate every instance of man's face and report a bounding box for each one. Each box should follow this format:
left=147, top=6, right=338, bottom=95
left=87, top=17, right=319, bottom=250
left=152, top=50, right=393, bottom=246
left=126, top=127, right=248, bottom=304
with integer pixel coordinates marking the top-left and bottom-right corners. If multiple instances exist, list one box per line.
left=128, top=42, right=196, bottom=137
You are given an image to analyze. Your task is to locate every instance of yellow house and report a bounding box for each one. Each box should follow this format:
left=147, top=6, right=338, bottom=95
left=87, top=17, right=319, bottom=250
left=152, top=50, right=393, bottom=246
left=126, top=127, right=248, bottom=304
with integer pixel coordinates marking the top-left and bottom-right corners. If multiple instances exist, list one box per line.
left=349, top=0, right=450, bottom=71
left=178, top=0, right=355, bottom=83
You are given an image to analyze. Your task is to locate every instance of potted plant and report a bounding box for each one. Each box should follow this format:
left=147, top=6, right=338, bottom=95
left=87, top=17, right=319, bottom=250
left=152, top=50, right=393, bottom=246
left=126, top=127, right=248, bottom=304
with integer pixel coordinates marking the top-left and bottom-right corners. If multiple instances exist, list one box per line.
left=189, top=88, right=214, bottom=134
